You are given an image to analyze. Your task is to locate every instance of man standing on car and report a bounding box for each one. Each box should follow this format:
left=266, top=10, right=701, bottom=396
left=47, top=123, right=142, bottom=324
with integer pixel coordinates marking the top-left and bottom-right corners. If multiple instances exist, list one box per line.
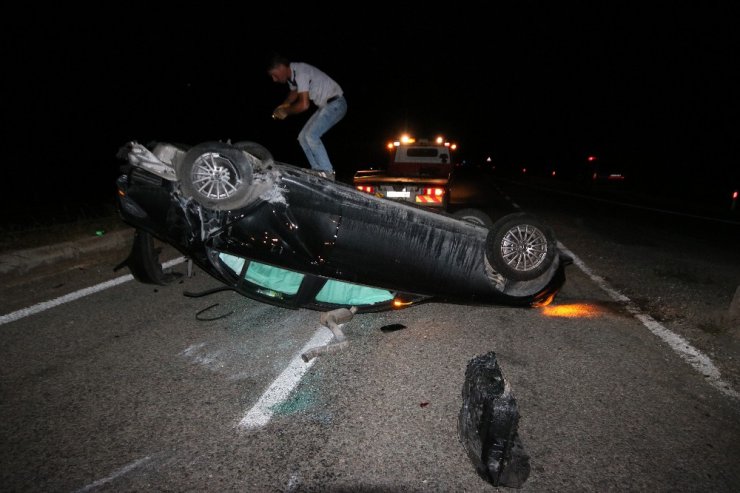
left=267, top=53, right=346, bottom=181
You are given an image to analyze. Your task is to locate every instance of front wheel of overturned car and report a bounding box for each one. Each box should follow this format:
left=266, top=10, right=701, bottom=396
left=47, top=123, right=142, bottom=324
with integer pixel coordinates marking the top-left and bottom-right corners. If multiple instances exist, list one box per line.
left=486, top=213, right=556, bottom=281
left=178, top=142, right=256, bottom=211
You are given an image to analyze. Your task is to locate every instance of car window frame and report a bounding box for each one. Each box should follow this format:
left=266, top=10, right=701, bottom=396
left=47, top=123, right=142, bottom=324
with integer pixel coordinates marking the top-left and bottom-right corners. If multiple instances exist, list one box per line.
left=206, top=247, right=425, bottom=312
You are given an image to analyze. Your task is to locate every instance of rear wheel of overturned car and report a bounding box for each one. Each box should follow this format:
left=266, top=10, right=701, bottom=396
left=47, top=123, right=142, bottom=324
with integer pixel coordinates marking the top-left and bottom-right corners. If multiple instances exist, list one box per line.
left=178, top=142, right=256, bottom=211
left=486, top=213, right=556, bottom=281
left=453, top=208, right=494, bottom=227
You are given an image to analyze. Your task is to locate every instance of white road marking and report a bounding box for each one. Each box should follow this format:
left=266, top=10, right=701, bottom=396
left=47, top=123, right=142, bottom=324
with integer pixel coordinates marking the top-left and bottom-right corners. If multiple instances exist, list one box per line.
left=237, top=327, right=334, bottom=429
left=0, top=257, right=186, bottom=326
left=74, top=455, right=153, bottom=492
left=558, top=242, right=740, bottom=401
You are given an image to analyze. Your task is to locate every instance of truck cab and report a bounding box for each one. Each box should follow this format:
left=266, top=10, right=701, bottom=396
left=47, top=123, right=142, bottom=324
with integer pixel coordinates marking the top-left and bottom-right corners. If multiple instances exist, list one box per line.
left=354, top=135, right=494, bottom=226
left=353, top=136, right=455, bottom=210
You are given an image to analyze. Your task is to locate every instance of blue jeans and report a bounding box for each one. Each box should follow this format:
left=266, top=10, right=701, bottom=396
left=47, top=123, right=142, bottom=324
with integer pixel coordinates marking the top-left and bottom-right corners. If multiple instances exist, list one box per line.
left=297, top=96, right=347, bottom=172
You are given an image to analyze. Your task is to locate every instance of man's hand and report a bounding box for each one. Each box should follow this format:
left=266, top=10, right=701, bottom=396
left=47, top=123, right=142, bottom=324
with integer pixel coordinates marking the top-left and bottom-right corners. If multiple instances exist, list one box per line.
left=272, top=105, right=289, bottom=120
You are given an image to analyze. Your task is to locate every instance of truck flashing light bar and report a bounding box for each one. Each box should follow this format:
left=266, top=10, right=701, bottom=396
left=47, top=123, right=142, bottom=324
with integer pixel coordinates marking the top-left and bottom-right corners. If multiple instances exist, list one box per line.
left=388, top=135, right=457, bottom=150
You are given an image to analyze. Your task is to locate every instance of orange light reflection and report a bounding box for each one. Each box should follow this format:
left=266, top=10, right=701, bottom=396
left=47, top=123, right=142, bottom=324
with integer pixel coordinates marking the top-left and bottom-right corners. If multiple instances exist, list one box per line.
left=532, top=292, right=557, bottom=307
left=541, top=303, right=601, bottom=318
left=393, top=298, right=414, bottom=308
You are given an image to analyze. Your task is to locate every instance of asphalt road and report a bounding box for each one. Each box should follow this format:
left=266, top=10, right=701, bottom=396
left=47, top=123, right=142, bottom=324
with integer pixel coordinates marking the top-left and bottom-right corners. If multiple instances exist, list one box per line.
left=1, top=180, right=739, bottom=492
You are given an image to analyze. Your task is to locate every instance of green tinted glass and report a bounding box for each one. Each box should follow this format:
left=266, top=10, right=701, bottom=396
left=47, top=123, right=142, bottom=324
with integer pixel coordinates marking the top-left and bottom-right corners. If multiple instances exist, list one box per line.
left=316, top=279, right=393, bottom=304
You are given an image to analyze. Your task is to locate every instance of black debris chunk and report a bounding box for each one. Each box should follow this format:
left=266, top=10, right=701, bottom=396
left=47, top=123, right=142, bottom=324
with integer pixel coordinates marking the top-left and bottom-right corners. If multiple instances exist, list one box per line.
left=458, top=351, right=530, bottom=488
left=380, top=323, right=406, bottom=332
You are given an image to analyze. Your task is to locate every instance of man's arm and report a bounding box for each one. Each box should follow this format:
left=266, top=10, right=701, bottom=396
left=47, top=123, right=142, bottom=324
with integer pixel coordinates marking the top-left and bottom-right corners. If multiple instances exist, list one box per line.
left=273, top=91, right=310, bottom=119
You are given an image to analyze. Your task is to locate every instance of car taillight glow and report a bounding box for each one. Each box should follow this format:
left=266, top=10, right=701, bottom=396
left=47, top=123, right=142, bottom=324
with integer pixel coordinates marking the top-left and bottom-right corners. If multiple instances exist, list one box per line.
left=356, top=185, right=375, bottom=194
left=423, top=187, right=445, bottom=196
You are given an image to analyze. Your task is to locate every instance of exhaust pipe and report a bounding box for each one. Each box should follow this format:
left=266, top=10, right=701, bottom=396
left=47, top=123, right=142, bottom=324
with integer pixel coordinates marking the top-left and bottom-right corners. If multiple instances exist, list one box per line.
left=301, top=306, right=358, bottom=362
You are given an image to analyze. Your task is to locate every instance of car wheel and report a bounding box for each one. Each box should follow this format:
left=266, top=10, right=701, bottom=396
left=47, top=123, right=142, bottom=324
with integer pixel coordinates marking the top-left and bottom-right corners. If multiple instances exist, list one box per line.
left=233, top=141, right=274, bottom=167
left=177, top=142, right=256, bottom=211
left=485, top=212, right=556, bottom=281
left=453, top=208, right=493, bottom=227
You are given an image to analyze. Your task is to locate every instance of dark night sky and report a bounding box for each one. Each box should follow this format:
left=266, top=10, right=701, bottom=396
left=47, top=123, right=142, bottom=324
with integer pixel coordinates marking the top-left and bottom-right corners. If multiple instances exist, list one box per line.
left=3, top=3, right=738, bottom=217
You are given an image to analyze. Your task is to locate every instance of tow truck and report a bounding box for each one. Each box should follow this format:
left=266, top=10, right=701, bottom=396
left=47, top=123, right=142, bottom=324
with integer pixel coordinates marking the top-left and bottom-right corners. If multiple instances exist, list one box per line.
left=353, top=135, right=493, bottom=226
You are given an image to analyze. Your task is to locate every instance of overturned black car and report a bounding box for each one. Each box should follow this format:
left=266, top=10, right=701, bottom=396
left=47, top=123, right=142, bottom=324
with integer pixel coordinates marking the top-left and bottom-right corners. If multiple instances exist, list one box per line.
left=115, top=140, right=571, bottom=313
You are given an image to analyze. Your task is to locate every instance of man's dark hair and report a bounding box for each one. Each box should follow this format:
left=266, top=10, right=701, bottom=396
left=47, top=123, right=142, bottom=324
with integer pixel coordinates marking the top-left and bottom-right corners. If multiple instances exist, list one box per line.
left=266, top=52, right=291, bottom=71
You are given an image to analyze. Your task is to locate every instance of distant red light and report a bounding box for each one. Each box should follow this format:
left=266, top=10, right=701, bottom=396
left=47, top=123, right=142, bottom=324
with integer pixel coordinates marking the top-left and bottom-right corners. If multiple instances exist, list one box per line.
left=733, top=190, right=738, bottom=199
left=587, top=156, right=597, bottom=162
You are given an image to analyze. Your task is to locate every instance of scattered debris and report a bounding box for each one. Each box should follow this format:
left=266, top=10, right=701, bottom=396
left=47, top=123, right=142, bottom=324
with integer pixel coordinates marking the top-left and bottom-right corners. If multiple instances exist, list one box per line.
left=458, top=351, right=530, bottom=488
left=183, top=286, right=236, bottom=298
left=195, top=303, right=234, bottom=321
left=301, top=307, right=357, bottom=362
left=380, top=323, right=407, bottom=332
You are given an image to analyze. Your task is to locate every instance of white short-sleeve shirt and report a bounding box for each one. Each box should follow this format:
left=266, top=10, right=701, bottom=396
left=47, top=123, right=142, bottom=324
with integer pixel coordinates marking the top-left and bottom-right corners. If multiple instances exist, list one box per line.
left=288, top=62, right=343, bottom=108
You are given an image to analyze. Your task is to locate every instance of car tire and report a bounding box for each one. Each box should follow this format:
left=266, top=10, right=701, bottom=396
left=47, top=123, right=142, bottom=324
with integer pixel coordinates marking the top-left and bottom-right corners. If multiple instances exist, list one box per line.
left=233, top=140, right=274, bottom=167
left=485, top=212, right=556, bottom=281
left=178, top=142, right=256, bottom=211
left=453, top=208, right=493, bottom=227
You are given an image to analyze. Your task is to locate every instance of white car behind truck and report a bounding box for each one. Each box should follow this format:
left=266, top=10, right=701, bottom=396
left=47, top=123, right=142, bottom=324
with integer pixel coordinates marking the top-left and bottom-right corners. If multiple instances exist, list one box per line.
left=353, top=136, right=493, bottom=226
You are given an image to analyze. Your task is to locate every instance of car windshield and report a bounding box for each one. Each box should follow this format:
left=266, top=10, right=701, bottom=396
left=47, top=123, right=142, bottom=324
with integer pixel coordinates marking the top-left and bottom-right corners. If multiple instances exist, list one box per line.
left=218, top=252, right=394, bottom=305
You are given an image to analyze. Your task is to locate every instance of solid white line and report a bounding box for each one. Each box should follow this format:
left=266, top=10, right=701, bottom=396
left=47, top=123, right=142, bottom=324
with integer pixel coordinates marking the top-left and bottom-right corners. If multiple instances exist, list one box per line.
left=237, top=327, right=334, bottom=429
left=0, top=257, right=186, bottom=326
left=74, top=455, right=153, bottom=492
left=558, top=242, right=739, bottom=401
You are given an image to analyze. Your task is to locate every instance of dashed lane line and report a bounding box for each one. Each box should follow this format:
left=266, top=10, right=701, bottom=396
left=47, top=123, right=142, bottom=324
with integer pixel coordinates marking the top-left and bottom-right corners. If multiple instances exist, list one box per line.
left=237, top=326, right=334, bottom=429
left=0, top=257, right=186, bottom=326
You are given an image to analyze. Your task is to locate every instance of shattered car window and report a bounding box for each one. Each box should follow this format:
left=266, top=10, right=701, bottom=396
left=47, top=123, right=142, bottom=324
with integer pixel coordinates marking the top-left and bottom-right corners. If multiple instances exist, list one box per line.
left=220, top=253, right=303, bottom=295
left=219, top=252, right=394, bottom=305
left=316, top=280, right=393, bottom=305
left=245, top=262, right=304, bottom=295
left=219, top=252, right=246, bottom=277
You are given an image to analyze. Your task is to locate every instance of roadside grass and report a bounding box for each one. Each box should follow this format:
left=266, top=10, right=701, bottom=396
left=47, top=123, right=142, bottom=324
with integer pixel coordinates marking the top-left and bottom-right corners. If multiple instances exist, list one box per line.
left=0, top=202, right=130, bottom=254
